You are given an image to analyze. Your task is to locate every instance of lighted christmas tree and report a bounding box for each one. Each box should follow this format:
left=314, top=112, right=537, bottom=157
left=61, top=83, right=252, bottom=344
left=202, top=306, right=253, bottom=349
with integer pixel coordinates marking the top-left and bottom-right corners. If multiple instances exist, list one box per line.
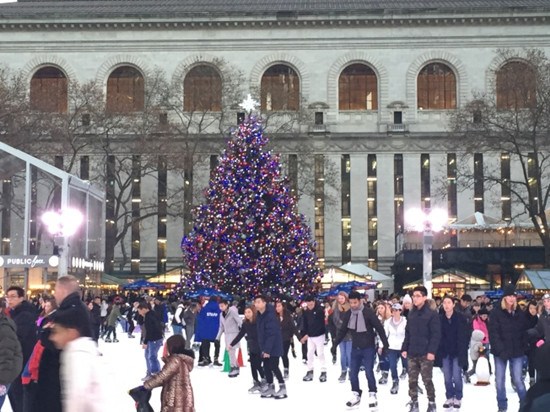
left=182, top=98, right=319, bottom=298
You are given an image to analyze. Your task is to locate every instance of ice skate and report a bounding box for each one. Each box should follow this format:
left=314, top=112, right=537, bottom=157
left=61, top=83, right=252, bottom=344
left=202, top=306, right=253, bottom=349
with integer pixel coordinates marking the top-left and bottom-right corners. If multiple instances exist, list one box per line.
left=390, top=380, right=399, bottom=394
left=338, top=370, right=347, bottom=383
left=407, top=400, right=420, bottom=412
left=319, top=371, right=327, bottom=382
left=274, top=383, right=287, bottom=399
left=368, top=392, right=377, bottom=408
left=248, top=380, right=261, bottom=394
left=345, top=391, right=361, bottom=408
left=303, top=370, right=313, bottom=381
left=378, top=371, right=388, bottom=385
left=260, top=383, right=275, bottom=398
left=426, top=401, right=437, bottom=412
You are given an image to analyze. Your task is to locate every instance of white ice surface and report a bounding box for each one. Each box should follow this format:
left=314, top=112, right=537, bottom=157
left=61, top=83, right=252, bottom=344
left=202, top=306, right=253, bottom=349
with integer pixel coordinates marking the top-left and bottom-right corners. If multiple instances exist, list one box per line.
left=4, top=327, right=522, bottom=411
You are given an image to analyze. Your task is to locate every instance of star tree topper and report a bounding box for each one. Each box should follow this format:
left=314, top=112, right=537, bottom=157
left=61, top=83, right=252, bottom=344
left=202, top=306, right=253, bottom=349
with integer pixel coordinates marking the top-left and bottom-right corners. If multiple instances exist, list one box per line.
left=239, top=94, right=259, bottom=113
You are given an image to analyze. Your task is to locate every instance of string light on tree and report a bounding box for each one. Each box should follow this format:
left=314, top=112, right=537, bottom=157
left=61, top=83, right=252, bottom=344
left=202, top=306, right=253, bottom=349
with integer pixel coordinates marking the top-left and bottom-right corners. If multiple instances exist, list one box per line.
left=182, top=113, right=319, bottom=298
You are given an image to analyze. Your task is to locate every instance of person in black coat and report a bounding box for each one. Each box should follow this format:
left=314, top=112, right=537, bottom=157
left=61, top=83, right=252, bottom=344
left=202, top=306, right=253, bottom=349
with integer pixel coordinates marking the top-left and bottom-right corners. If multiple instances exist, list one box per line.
left=254, top=295, right=286, bottom=399
left=520, top=341, right=550, bottom=412
left=525, top=300, right=539, bottom=386
left=299, top=295, right=327, bottom=382
left=89, top=297, right=102, bottom=342
left=401, top=286, right=441, bottom=412
left=489, top=285, right=529, bottom=412
left=435, top=296, right=471, bottom=410
left=0, top=301, right=23, bottom=410
left=534, top=293, right=550, bottom=341
left=28, top=303, right=62, bottom=412
left=6, top=286, right=38, bottom=412
left=275, top=301, right=299, bottom=380
left=229, top=305, right=266, bottom=393
left=138, top=302, right=165, bottom=379
left=53, top=276, right=93, bottom=338
left=334, top=291, right=389, bottom=409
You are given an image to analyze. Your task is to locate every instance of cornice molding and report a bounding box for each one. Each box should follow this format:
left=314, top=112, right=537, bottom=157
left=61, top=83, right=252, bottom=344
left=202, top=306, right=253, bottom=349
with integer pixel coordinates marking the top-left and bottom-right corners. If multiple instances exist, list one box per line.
left=189, top=133, right=472, bottom=155
left=0, top=14, right=548, bottom=32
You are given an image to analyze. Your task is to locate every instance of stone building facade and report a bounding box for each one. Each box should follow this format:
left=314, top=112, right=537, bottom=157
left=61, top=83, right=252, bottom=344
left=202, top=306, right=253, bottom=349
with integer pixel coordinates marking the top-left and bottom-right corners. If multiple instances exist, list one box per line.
left=1, top=0, right=549, bottom=279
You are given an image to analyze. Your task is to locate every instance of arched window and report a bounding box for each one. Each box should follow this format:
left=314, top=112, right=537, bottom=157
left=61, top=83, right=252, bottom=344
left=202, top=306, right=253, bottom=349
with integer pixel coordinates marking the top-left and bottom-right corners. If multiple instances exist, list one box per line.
left=183, top=65, right=222, bottom=112
left=106, top=66, right=144, bottom=113
left=261, top=64, right=300, bottom=111
left=339, top=64, right=378, bottom=110
left=417, top=63, right=456, bottom=110
left=496, top=61, right=536, bottom=109
left=30, top=67, right=68, bottom=113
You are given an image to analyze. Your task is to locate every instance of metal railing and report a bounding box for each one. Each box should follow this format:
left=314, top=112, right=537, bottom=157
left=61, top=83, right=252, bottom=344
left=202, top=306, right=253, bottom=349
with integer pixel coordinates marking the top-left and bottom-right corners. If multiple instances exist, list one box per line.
left=387, top=124, right=408, bottom=133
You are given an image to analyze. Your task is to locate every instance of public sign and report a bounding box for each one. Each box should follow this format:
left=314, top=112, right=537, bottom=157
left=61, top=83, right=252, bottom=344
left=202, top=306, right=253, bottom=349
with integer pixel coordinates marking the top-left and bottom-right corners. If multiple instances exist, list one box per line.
left=0, top=255, right=59, bottom=268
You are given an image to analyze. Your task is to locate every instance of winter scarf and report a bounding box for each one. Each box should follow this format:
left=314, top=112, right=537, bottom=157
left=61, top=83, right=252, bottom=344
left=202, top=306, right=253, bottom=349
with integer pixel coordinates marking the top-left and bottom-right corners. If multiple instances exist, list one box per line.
left=348, top=304, right=367, bottom=333
left=21, top=341, right=45, bottom=384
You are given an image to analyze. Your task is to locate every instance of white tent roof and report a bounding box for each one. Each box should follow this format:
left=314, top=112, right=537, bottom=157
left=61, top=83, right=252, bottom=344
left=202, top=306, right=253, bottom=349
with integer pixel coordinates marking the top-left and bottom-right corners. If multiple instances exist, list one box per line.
left=339, top=263, right=392, bottom=281
left=449, top=211, right=507, bottom=229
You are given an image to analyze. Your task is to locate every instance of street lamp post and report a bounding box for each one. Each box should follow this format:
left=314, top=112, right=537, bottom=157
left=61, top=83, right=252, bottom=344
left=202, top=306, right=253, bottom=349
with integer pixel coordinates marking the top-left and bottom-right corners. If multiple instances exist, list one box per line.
left=42, top=208, right=84, bottom=277
left=405, top=208, right=447, bottom=298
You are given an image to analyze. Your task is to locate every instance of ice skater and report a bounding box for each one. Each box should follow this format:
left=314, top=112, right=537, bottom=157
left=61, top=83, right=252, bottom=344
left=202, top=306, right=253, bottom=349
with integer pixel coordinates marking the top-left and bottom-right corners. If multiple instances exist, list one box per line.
left=275, top=301, right=299, bottom=380
left=401, top=286, right=441, bottom=412
left=300, top=295, right=328, bottom=383
left=216, top=299, right=242, bottom=377
left=255, top=295, right=287, bottom=399
left=229, top=305, right=266, bottom=393
left=335, top=291, right=389, bottom=409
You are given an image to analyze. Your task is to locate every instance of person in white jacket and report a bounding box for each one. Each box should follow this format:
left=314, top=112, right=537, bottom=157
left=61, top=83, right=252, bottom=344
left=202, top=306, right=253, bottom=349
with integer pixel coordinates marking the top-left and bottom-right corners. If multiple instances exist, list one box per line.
left=49, top=308, right=106, bottom=412
left=380, top=303, right=408, bottom=395
left=217, top=299, right=242, bottom=378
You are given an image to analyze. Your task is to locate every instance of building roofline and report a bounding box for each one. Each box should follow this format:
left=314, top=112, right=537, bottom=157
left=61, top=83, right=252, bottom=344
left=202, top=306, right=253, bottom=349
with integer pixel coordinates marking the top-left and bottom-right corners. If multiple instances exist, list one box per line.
left=1, top=1, right=550, bottom=29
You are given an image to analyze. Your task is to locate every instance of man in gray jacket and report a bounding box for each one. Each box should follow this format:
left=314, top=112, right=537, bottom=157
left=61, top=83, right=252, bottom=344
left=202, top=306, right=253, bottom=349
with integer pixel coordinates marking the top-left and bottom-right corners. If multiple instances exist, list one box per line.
left=217, top=299, right=242, bottom=377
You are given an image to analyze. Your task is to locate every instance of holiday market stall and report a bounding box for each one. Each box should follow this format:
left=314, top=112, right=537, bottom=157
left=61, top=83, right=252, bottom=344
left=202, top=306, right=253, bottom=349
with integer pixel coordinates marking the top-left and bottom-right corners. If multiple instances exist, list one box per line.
left=402, top=268, right=489, bottom=297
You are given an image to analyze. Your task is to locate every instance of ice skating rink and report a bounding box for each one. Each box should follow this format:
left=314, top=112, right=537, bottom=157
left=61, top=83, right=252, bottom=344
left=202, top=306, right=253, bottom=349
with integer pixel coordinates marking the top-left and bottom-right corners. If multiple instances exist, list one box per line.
left=4, top=329, right=522, bottom=411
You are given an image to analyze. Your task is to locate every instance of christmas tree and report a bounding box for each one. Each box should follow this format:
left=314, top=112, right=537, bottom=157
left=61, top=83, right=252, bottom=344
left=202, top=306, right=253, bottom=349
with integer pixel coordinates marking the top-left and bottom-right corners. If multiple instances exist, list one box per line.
left=182, top=104, right=319, bottom=298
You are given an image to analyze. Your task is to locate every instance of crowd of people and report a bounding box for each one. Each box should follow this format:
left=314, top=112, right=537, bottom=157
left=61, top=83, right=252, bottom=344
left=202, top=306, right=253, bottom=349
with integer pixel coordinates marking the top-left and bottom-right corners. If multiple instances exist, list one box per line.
left=1, top=279, right=550, bottom=412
